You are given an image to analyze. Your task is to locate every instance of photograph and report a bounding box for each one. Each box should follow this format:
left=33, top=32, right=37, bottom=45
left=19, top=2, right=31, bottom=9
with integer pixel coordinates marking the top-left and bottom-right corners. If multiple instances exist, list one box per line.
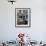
left=15, top=8, right=31, bottom=27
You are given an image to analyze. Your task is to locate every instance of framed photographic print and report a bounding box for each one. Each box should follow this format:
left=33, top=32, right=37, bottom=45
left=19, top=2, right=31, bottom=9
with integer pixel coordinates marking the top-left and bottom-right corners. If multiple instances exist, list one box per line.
left=15, top=8, right=31, bottom=27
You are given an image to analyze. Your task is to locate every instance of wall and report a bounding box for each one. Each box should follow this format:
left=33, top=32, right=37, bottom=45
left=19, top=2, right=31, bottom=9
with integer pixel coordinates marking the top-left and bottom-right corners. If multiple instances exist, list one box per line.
left=0, top=0, right=46, bottom=42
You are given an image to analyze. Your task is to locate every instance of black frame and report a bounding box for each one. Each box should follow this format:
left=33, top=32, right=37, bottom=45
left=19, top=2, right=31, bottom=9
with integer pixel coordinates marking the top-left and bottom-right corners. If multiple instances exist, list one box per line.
left=15, top=8, right=31, bottom=28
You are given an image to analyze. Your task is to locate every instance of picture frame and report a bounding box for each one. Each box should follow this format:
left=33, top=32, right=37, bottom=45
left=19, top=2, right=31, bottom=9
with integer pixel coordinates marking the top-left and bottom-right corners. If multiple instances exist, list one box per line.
left=15, top=8, right=31, bottom=28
